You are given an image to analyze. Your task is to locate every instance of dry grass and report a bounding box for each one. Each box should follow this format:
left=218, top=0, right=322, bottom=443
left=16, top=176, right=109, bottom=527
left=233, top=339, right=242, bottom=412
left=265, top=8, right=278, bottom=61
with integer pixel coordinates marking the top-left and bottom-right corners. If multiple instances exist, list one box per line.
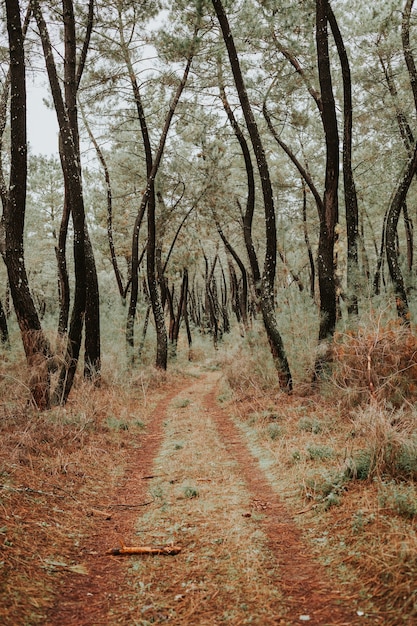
left=113, top=378, right=286, bottom=625
left=331, top=319, right=417, bottom=407
left=2, top=316, right=417, bottom=624
left=0, top=350, right=185, bottom=626
left=222, top=324, right=417, bottom=624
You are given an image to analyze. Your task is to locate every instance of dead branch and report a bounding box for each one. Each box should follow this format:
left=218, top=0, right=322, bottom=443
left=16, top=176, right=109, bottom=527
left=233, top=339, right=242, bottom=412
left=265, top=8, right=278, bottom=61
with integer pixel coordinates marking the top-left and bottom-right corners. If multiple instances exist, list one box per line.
left=106, top=544, right=182, bottom=556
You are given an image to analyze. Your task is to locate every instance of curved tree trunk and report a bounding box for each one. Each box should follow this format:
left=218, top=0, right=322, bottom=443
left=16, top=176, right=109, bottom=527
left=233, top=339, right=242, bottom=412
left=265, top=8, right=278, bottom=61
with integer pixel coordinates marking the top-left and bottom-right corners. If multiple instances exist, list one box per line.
left=218, top=67, right=261, bottom=294
left=5, top=0, right=52, bottom=409
left=327, top=4, right=359, bottom=316
left=63, top=0, right=100, bottom=382
left=215, top=218, right=249, bottom=330
left=119, top=10, right=154, bottom=357
left=314, top=0, right=340, bottom=379
left=212, top=0, right=292, bottom=391
left=32, top=0, right=88, bottom=405
left=385, top=143, right=417, bottom=323
left=122, top=13, right=200, bottom=369
left=81, top=103, right=126, bottom=300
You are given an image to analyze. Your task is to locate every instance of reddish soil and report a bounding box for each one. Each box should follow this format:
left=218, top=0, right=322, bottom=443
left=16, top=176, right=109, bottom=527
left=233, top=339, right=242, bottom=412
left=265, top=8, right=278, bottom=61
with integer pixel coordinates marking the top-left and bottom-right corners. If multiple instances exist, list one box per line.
left=46, top=381, right=190, bottom=626
left=203, top=379, right=368, bottom=626
left=47, top=373, right=377, bottom=625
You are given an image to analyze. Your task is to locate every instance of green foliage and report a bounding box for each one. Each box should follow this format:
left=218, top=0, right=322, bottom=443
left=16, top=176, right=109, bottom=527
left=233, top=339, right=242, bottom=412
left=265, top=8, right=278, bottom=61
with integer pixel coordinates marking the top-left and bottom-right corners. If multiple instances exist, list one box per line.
left=267, top=423, right=283, bottom=440
left=183, top=485, right=199, bottom=499
left=378, top=482, right=417, bottom=519
left=106, top=416, right=129, bottom=431
left=351, top=510, right=375, bottom=534
left=175, top=398, right=191, bottom=408
left=303, top=470, right=346, bottom=509
left=306, top=444, right=334, bottom=461
left=344, top=404, right=417, bottom=482
left=298, top=417, right=322, bottom=434
left=344, top=450, right=373, bottom=481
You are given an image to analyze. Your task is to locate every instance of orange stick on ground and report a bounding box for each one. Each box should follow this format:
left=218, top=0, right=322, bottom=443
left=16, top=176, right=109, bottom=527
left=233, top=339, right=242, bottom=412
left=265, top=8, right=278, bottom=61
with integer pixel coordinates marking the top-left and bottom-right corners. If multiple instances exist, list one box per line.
left=106, top=545, right=182, bottom=556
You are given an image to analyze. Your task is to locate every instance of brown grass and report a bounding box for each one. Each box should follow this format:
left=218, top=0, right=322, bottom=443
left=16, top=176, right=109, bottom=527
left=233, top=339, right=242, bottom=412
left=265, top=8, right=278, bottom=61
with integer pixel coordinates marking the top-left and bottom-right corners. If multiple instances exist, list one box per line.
left=0, top=353, right=185, bottom=626
left=1, top=321, right=417, bottom=624
left=331, top=319, right=417, bottom=407
left=222, top=323, right=417, bottom=624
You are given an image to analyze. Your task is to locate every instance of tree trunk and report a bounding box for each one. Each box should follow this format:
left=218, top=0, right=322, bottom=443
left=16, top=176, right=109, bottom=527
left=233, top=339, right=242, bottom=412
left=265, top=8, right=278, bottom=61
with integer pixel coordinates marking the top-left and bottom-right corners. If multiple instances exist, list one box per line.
left=385, top=143, right=417, bottom=323
left=212, top=0, right=292, bottom=391
left=63, top=0, right=100, bottom=381
left=327, top=4, right=359, bottom=316
left=215, top=219, right=249, bottom=330
left=218, top=67, right=261, bottom=294
left=81, top=103, right=126, bottom=299
left=123, top=18, right=200, bottom=369
left=32, top=0, right=88, bottom=405
left=314, top=0, right=340, bottom=379
left=5, top=0, right=51, bottom=409
left=55, top=196, right=70, bottom=336
left=302, top=182, right=316, bottom=299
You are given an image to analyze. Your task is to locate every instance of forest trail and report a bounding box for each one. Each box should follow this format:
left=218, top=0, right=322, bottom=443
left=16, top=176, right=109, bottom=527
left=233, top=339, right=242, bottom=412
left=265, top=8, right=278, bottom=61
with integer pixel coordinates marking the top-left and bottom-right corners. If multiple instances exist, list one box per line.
left=47, top=370, right=372, bottom=625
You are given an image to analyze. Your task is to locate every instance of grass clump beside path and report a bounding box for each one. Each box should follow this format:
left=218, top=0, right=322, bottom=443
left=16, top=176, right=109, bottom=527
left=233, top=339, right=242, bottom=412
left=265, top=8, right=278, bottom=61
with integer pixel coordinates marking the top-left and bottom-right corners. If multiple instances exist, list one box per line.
left=221, top=323, right=417, bottom=625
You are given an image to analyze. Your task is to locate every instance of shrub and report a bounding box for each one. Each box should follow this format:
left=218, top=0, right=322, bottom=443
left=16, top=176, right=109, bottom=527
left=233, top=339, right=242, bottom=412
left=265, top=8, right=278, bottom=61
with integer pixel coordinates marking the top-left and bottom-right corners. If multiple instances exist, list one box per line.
left=267, top=423, right=283, bottom=440
left=332, top=320, right=417, bottom=407
left=303, top=469, right=346, bottom=508
left=379, top=482, right=417, bottom=519
left=345, top=405, right=417, bottom=481
left=307, top=444, right=334, bottom=461
left=298, top=417, right=322, bottom=434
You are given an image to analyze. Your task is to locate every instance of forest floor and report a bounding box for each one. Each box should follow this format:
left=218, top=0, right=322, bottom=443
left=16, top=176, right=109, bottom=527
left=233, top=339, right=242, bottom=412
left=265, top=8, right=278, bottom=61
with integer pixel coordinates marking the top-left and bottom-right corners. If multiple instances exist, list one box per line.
left=0, top=354, right=416, bottom=625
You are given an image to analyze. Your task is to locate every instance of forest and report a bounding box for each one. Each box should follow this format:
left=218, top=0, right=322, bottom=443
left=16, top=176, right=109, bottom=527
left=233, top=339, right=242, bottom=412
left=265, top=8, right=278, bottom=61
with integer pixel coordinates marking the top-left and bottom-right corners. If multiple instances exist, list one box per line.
left=1, top=0, right=417, bottom=624
left=0, top=0, right=417, bottom=402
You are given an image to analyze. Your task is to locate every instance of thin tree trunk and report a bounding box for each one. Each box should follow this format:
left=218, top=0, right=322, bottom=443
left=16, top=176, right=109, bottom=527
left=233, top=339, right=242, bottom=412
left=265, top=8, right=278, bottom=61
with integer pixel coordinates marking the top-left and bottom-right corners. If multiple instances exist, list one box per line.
left=218, top=65, right=261, bottom=293
left=32, top=0, right=87, bottom=405
left=0, top=297, right=9, bottom=346
left=302, top=182, right=316, bottom=299
left=215, top=218, right=249, bottom=329
left=314, top=0, right=340, bottom=379
left=212, top=0, right=292, bottom=391
left=62, top=0, right=100, bottom=382
left=5, top=0, right=51, bottom=409
left=119, top=10, right=154, bottom=356
left=123, top=19, right=200, bottom=369
left=327, top=3, right=359, bottom=315
left=385, top=143, right=417, bottom=323
left=81, top=103, right=125, bottom=300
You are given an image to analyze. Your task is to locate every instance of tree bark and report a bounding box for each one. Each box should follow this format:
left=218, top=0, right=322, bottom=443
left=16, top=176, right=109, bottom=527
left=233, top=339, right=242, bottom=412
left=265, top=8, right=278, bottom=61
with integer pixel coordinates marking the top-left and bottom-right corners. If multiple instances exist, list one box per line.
left=385, top=143, right=417, bottom=323
left=314, top=0, right=340, bottom=378
left=0, top=297, right=9, bottom=346
left=5, top=0, right=51, bottom=409
left=123, top=18, right=200, bottom=369
left=327, top=4, right=359, bottom=316
left=32, top=0, right=88, bottom=405
left=212, top=0, right=292, bottom=391
left=62, top=0, right=100, bottom=381
left=218, top=67, right=261, bottom=294
left=215, top=218, right=249, bottom=330
left=81, top=105, right=126, bottom=300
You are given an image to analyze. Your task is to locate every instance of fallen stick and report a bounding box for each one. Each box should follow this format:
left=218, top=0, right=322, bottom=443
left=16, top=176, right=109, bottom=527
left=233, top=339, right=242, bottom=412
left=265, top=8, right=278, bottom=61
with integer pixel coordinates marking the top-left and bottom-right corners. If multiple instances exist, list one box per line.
left=88, top=508, right=112, bottom=519
left=106, top=544, right=182, bottom=556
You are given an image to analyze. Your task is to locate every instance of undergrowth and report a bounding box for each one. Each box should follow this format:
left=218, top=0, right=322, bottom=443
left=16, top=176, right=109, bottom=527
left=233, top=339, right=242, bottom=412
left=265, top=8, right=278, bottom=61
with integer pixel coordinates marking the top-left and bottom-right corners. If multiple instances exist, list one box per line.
left=0, top=346, right=187, bottom=626
left=222, top=317, right=417, bottom=623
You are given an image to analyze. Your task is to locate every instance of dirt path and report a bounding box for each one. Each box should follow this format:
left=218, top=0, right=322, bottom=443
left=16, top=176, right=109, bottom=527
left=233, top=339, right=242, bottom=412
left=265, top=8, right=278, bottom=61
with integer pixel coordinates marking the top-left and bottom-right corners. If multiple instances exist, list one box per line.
left=48, top=371, right=370, bottom=625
